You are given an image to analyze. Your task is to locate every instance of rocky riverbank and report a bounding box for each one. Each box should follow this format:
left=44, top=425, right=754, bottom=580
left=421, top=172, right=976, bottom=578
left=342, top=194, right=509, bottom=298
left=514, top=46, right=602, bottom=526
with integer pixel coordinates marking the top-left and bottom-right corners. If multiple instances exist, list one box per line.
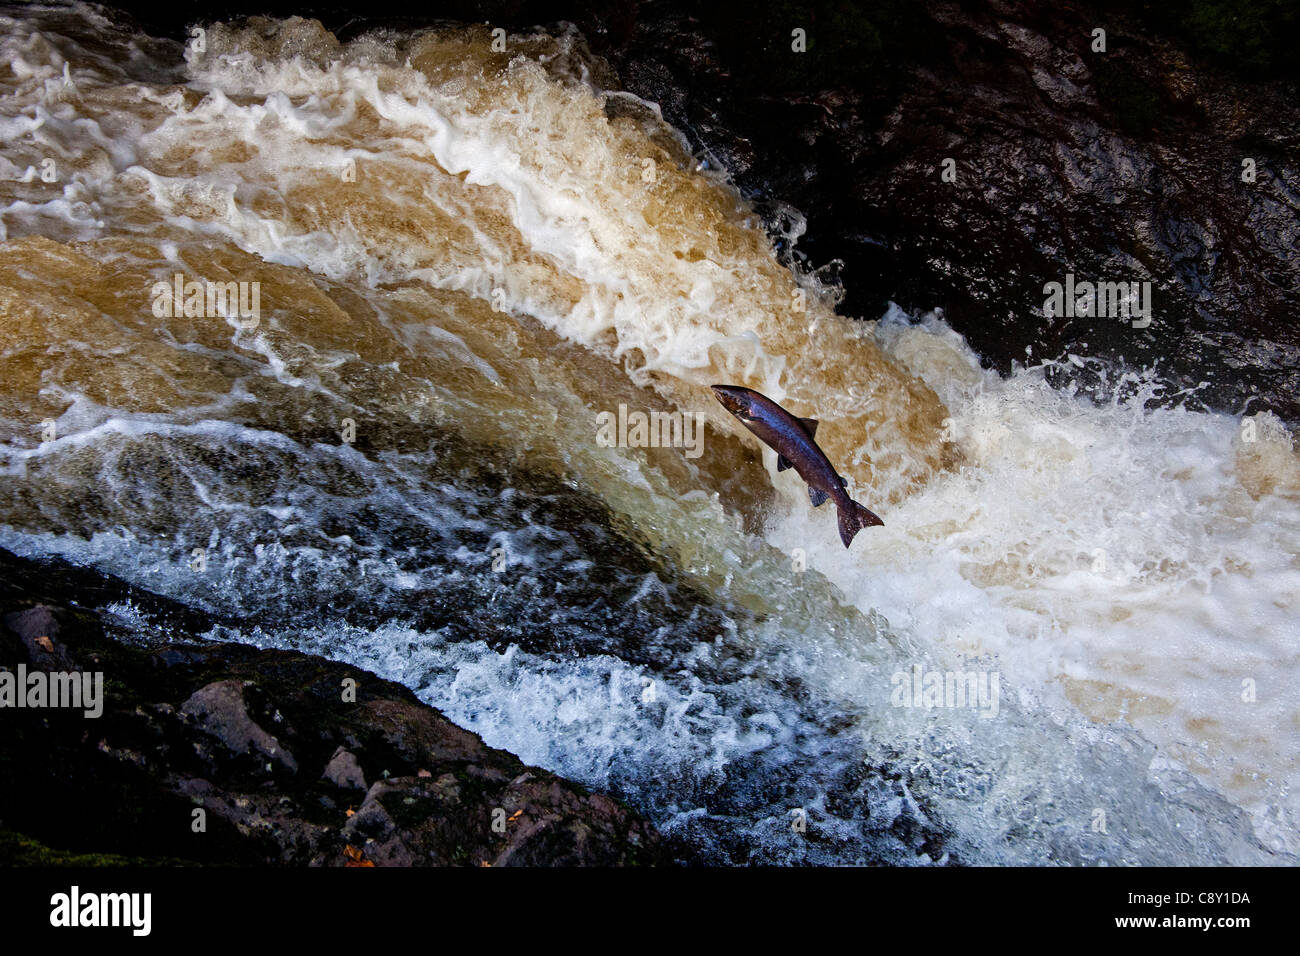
left=0, top=548, right=665, bottom=866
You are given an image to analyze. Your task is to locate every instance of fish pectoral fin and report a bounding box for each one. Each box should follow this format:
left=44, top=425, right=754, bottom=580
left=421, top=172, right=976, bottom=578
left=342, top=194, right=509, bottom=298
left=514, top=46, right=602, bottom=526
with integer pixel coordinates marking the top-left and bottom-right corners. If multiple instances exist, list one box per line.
left=838, top=475, right=848, bottom=487
left=777, top=454, right=794, bottom=472
left=809, top=486, right=830, bottom=507
left=799, top=417, right=819, bottom=438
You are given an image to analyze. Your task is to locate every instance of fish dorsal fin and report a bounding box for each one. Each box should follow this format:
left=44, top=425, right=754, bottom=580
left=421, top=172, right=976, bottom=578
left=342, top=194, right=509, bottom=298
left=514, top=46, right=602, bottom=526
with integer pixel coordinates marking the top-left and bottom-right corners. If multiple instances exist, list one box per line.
left=809, top=486, right=830, bottom=507
left=777, top=454, right=794, bottom=472
left=799, top=417, right=819, bottom=438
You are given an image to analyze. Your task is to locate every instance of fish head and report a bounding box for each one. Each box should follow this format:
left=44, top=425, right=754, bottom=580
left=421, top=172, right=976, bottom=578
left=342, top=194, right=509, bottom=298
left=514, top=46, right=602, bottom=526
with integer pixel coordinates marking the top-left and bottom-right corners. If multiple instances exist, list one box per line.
left=710, top=384, right=755, bottom=421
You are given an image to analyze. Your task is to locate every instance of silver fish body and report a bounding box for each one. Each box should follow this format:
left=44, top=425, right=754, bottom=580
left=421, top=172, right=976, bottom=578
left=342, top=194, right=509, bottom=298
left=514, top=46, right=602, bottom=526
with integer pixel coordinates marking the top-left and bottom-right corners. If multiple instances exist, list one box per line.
left=710, top=384, right=884, bottom=547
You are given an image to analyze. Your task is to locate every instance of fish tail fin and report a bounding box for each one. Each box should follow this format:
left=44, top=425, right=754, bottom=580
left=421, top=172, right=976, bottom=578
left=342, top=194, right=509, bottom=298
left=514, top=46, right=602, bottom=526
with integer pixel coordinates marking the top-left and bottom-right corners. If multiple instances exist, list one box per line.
left=837, top=498, right=884, bottom=548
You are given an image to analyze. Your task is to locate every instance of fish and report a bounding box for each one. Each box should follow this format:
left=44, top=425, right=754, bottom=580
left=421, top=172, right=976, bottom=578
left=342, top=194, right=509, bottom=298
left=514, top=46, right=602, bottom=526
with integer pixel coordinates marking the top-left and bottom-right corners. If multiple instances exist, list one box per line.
left=711, top=384, right=884, bottom=548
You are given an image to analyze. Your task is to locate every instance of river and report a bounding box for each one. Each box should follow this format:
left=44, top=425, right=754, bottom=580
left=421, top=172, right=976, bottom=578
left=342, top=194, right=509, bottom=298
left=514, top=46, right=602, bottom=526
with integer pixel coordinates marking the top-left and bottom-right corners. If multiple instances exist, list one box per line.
left=1, top=2, right=1296, bottom=864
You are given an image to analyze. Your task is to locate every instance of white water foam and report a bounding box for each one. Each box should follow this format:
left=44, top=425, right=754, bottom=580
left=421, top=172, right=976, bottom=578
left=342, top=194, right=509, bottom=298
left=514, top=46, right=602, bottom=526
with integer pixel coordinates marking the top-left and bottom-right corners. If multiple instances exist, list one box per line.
left=1, top=4, right=1296, bottom=863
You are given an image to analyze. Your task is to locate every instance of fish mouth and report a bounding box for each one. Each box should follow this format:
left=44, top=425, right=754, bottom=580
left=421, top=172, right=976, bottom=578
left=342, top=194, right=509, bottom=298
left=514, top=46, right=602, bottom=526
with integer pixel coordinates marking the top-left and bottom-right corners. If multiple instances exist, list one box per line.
left=710, top=384, right=747, bottom=417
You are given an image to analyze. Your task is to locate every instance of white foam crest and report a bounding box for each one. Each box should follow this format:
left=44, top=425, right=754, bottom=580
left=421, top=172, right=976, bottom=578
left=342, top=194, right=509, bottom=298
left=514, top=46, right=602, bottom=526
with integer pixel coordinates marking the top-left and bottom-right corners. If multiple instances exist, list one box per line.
left=765, top=307, right=1300, bottom=854
left=145, top=25, right=810, bottom=399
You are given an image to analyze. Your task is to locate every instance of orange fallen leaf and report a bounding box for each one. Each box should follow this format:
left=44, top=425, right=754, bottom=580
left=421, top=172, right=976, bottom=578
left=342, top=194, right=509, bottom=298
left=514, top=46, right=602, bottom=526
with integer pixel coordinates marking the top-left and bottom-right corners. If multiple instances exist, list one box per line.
left=417, top=769, right=432, bottom=778
left=343, top=844, right=374, bottom=867
left=479, top=861, right=491, bottom=867
left=35, top=636, right=54, bottom=652
left=345, top=807, right=356, bottom=818
left=508, top=810, right=523, bottom=822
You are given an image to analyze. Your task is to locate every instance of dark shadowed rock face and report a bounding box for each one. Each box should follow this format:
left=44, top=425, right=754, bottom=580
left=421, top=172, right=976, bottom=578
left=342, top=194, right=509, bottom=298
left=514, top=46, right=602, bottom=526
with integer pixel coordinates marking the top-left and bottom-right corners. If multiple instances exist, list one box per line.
left=0, top=548, right=664, bottom=866
left=586, top=0, right=1300, bottom=420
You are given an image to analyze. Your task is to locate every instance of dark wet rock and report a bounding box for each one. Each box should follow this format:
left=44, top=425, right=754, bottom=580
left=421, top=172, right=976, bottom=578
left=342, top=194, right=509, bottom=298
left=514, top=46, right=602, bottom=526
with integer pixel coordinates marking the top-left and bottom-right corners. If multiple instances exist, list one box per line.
left=0, top=547, right=665, bottom=866
left=579, top=0, right=1300, bottom=421
left=181, top=679, right=300, bottom=773
left=3, top=605, right=78, bottom=671
left=322, top=746, right=367, bottom=791
left=344, top=770, right=660, bottom=866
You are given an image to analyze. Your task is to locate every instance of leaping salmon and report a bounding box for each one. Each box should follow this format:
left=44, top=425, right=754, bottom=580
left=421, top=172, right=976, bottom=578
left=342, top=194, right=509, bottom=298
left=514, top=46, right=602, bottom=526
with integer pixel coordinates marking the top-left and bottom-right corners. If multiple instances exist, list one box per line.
left=711, top=384, right=884, bottom=548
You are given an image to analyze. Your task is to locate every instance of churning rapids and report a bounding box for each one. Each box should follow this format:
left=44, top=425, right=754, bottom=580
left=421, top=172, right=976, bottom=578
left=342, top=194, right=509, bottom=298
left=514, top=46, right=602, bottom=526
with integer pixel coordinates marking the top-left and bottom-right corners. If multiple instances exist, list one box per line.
left=2, top=2, right=1298, bottom=865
